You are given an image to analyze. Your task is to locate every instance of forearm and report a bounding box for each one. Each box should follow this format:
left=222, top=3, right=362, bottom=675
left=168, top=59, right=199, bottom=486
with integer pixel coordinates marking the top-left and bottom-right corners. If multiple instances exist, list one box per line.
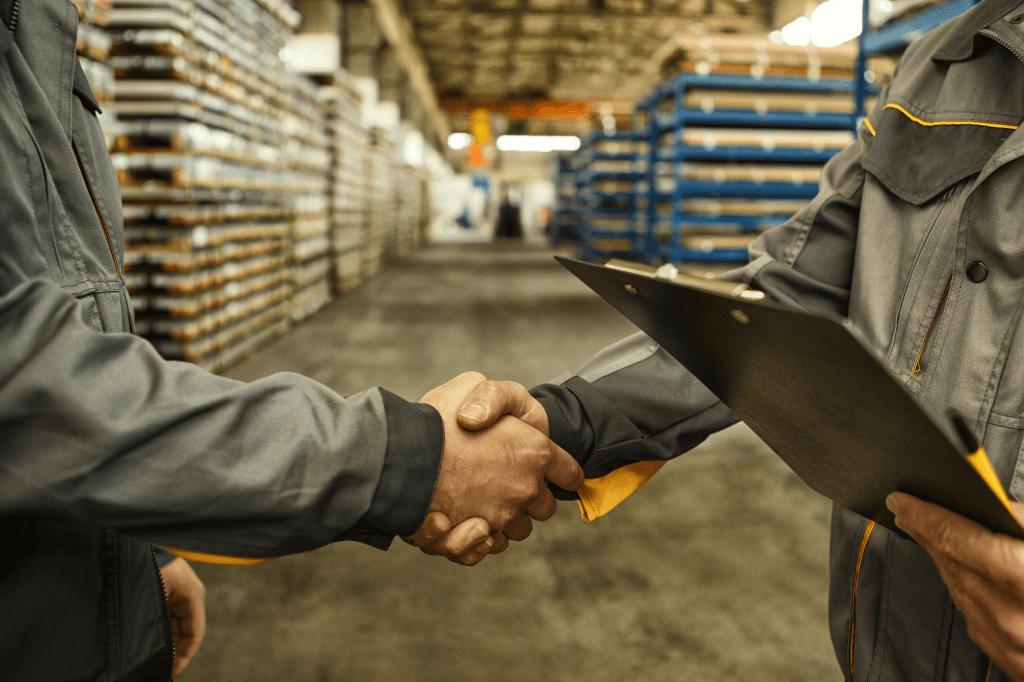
left=0, top=278, right=443, bottom=555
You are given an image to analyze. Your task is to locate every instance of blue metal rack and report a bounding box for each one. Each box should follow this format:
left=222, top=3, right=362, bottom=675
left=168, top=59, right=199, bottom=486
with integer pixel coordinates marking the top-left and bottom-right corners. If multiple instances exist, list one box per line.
left=567, top=129, right=648, bottom=262
left=636, top=72, right=858, bottom=266
left=551, top=153, right=583, bottom=247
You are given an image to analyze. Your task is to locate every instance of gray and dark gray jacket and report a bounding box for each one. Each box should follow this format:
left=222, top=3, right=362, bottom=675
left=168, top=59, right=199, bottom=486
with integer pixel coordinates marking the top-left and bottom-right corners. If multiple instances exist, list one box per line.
left=534, top=0, right=1024, bottom=679
left=0, top=1, right=444, bottom=679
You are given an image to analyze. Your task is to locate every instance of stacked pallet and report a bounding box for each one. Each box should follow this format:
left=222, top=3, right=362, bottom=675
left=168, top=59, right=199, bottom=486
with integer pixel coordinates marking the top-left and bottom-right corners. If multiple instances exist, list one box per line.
left=318, top=73, right=369, bottom=293
left=105, top=0, right=330, bottom=372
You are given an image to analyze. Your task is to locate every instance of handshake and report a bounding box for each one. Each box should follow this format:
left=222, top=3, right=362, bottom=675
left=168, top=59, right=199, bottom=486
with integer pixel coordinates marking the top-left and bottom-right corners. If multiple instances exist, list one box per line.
left=402, top=371, right=585, bottom=565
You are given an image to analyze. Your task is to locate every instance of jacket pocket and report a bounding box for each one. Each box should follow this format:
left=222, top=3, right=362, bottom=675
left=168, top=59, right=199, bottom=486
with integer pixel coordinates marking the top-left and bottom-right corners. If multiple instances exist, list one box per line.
left=863, top=103, right=1010, bottom=206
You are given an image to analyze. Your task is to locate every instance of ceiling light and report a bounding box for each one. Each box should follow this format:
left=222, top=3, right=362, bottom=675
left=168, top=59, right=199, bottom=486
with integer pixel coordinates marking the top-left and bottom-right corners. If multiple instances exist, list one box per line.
left=447, top=132, right=473, bottom=150
left=496, top=135, right=582, bottom=153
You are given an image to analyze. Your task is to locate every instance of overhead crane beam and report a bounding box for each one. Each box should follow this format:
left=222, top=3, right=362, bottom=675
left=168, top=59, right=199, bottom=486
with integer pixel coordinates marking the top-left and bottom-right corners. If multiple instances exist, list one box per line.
left=368, top=0, right=451, bottom=141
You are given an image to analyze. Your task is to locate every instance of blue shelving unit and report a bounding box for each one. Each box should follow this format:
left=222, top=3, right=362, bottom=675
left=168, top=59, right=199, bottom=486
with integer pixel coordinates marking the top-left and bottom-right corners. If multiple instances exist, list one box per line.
left=571, top=129, right=648, bottom=262
left=636, top=72, right=858, bottom=266
left=856, top=0, right=979, bottom=118
left=551, top=153, right=582, bottom=246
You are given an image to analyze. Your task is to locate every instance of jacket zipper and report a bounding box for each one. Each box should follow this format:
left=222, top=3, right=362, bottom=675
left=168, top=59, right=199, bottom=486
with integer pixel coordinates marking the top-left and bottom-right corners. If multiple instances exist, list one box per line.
left=849, top=520, right=876, bottom=681
left=980, top=27, right=1024, bottom=64
left=908, top=275, right=953, bottom=380
left=3, top=0, right=19, bottom=32
left=72, top=141, right=123, bottom=281
left=150, top=546, right=177, bottom=682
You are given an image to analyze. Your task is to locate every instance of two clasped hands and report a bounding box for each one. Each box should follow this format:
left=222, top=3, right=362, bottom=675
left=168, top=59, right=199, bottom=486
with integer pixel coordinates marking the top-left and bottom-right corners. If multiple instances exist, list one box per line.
left=403, top=371, right=584, bottom=566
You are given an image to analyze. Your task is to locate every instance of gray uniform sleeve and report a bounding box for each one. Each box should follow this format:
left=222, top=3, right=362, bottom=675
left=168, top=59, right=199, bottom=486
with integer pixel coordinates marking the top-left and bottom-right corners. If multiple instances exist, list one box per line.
left=0, top=278, right=443, bottom=555
left=534, top=93, right=886, bottom=493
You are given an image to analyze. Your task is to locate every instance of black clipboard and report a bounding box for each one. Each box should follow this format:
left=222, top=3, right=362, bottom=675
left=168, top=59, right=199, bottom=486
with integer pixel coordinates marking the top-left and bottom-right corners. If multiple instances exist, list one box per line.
left=558, top=256, right=1024, bottom=539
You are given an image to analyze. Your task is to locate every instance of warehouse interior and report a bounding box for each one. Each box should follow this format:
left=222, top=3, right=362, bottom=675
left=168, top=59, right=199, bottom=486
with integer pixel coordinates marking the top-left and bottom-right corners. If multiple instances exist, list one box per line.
left=66, top=0, right=968, bottom=678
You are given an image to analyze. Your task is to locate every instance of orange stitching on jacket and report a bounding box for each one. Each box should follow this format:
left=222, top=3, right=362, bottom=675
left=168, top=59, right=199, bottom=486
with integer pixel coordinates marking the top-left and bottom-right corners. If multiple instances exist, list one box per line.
left=864, top=118, right=876, bottom=136
left=909, top=275, right=953, bottom=380
left=885, top=103, right=1019, bottom=130
left=850, top=520, right=875, bottom=680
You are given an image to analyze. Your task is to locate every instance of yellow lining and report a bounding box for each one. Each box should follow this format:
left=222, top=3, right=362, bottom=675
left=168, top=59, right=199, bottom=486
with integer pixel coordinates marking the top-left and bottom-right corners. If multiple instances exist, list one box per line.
left=863, top=118, right=876, bottom=137
left=576, top=460, right=667, bottom=522
left=849, top=520, right=876, bottom=680
left=163, top=546, right=321, bottom=566
left=884, top=103, right=1019, bottom=130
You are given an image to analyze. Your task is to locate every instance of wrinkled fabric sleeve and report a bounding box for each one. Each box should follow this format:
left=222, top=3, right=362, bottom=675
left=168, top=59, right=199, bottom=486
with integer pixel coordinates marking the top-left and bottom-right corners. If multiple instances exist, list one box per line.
left=534, top=90, right=888, bottom=494
left=0, top=278, right=444, bottom=555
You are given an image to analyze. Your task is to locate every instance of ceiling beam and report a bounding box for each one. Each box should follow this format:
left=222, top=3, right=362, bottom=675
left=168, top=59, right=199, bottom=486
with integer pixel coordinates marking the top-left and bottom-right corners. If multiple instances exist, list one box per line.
left=368, top=0, right=451, bottom=141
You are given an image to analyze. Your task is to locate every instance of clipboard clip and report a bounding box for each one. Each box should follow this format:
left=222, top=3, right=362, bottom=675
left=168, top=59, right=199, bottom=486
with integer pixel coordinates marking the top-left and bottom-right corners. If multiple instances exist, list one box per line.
left=603, top=259, right=766, bottom=300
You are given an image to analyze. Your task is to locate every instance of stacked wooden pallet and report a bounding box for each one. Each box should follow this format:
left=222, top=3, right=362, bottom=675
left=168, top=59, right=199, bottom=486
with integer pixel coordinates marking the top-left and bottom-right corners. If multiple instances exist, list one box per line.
left=105, top=0, right=332, bottom=372
left=657, top=35, right=858, bottom=82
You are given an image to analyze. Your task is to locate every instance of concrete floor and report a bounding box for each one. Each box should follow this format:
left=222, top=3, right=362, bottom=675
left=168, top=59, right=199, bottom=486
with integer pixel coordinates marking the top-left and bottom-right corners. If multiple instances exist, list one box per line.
left=179, top=243, right=843, bottom=682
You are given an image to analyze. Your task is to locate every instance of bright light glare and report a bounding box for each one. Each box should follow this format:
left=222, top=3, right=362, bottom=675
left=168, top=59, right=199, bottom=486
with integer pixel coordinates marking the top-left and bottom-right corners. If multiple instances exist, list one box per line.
left=447, top=132, right=473, bottom=150
left=780, top=16, right=811, bottom=46
left=779, top=0, right=863, bottom=48
left=495, top=135, right=581, bottom=153
left=811, top=0, right=862, bottom=47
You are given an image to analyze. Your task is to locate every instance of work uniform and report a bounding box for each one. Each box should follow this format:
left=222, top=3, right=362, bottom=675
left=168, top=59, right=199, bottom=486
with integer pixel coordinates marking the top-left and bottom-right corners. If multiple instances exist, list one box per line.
left=533, top=1, right=1024, bottom=679
left=0, top=1, right=444, bottom=679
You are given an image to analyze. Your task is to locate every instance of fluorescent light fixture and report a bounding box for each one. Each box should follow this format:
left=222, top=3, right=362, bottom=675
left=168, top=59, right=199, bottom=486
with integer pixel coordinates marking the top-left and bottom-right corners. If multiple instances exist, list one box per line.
left=495, top=135, right=581, bottom=153
left=448, top=132, right=473, bottom=150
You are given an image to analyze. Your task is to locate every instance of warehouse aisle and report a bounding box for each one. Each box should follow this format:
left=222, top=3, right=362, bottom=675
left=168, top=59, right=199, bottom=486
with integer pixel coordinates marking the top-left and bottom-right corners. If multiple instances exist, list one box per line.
left=180, top=242, right=842, bottom=682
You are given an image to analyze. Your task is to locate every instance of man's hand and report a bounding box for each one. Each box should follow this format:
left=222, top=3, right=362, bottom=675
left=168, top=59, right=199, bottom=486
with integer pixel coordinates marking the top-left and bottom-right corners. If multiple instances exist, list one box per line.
left=159, top=557, right=206, bottom=678
left=407, top=372, right=582, bottom=563
left=888, top=492, right=1024, bottom=679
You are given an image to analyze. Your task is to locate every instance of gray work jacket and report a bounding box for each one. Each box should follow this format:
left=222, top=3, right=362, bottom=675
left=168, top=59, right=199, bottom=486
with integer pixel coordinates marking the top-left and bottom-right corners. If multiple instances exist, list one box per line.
left=534, top=1, right=1024, bottom=679
left=0, top=1, right=443, bottom=679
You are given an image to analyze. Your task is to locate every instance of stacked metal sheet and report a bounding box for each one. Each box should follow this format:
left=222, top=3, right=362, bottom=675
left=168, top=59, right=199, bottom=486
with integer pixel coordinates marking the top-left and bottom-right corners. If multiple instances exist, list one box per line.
left=285, top=77, right=333, bottom=323
left=105, top=0, right=334, bottom=372
left=363, top=131, right=398, bottom=279
left=73, top=0, right=117, bottom=147
left=394, top=165, right=427, bottom=257
left=318, top=73, right=369, bottom=293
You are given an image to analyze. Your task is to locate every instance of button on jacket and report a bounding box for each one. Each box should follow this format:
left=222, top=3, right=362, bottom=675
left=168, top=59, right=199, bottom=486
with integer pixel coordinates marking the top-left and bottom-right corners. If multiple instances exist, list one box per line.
left=532, top=0, right=1024, bottom=679
left=0, top=1, right=444, bottom=679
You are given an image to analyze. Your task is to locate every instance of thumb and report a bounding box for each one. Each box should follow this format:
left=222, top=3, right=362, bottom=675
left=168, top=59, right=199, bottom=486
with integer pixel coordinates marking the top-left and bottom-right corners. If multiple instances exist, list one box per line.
left=457, top=380, right=549, bottom=435
left=545, top=441, right=585, bottom=492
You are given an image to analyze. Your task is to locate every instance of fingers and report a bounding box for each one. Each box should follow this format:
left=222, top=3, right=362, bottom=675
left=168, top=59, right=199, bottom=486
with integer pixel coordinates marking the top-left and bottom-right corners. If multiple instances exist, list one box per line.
left=544, top=440, right=585, bottom=492
left=525, top=487, right=558, bottom=522
left=457, top=380, right=548, bottom=434
left=160, top=558, right=206, bottom=678
left=503, top=513, right=534, bottom=542
left=421, top=516, right=491, bottom=557
left=888, top=492, right=994, bottom=560
left=403, top=511, right=453, bottom=548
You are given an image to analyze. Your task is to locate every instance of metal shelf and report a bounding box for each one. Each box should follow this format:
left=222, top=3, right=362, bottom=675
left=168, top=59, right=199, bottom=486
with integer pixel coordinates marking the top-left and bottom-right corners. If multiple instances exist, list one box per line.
left=863, top=0, right=977, bottom=54
left=674, top=180, right=820, bottom=200
left=659, top=145, right=839, bottom=163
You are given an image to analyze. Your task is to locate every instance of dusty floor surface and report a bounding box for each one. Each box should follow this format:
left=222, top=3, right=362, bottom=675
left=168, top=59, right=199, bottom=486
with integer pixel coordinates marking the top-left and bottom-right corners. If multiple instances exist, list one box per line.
left=179, top=242, right=843, bottom=682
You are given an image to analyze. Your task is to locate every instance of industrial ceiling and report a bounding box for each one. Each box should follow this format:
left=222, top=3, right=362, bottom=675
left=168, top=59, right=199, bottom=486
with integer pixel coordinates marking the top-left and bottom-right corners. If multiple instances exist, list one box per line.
left=403, top=0, right=769, bottom=109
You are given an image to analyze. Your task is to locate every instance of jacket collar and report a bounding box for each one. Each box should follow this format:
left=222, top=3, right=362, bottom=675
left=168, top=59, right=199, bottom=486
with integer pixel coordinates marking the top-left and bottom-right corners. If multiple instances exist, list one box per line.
left=933, top=0, right=1024, bottom=61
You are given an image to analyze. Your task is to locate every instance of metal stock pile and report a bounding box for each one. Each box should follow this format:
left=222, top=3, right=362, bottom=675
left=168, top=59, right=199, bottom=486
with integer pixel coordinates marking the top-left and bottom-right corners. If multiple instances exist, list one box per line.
left=102, top=0, right=333, bottom=371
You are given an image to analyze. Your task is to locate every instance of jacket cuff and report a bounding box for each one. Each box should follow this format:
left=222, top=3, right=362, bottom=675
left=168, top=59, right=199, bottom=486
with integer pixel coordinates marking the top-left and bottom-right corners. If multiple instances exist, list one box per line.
left=531, top=381, right=592, bottom=501
left=358, top=389, right=445, bottom=539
